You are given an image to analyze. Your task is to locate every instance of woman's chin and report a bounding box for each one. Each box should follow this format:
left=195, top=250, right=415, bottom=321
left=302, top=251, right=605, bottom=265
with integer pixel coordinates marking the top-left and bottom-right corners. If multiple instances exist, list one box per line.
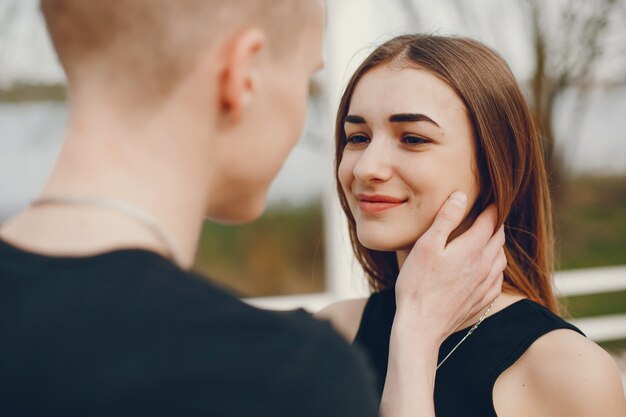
left=358, top=236, right=417, bottom=252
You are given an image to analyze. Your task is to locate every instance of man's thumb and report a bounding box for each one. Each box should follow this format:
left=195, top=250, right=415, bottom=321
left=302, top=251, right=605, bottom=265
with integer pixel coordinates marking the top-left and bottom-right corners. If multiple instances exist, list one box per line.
left=424, top=191, right=467, bottom=247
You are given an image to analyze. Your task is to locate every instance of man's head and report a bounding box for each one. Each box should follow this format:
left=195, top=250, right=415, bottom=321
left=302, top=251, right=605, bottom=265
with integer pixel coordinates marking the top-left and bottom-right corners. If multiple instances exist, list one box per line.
left=41, top=0, right=325, bottom=223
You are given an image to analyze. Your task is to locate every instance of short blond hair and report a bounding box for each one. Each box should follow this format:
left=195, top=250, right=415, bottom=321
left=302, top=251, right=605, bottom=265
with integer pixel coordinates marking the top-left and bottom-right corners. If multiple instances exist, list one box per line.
left=41, top=0, right=314, bottom=104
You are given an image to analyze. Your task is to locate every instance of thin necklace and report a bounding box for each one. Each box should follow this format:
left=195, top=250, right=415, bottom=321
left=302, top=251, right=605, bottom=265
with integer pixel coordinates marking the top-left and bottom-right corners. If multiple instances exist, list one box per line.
left=31, top=195, right=177, bottom=263
left=436, top=301, right=494, bottom=371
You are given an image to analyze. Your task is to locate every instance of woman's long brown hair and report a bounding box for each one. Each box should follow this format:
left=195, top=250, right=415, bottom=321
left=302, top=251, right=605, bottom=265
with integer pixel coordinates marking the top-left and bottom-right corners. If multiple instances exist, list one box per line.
left=335, top=34, right=558, bottom=313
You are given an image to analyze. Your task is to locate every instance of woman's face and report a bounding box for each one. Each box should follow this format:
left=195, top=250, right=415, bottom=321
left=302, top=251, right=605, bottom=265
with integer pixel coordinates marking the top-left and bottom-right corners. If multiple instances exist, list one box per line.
left=338, top=64, right=480, bottom=252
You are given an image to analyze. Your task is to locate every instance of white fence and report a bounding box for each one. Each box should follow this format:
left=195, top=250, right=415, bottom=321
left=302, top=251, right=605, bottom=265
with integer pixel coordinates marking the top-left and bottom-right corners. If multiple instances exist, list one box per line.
left=556, top=265, right=626, bottom=342
left=247, top=264, right=626, bottom=393
left=248, top=265, right=626, bottom=343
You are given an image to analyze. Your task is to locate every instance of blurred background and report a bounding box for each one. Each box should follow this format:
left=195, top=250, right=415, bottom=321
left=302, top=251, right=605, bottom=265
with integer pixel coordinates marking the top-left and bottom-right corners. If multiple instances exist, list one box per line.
left=1, top=0, right=625, bottom=373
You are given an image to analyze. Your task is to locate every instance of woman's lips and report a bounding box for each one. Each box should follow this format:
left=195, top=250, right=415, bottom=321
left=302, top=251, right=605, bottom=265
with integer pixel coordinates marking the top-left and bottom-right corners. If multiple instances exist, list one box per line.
left=356, top=194, right=407, bottom=213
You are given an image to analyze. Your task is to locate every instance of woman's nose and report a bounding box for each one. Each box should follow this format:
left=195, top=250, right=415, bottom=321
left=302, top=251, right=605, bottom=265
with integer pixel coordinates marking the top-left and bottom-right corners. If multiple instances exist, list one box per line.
left=352, top=137, right=394, bottom=183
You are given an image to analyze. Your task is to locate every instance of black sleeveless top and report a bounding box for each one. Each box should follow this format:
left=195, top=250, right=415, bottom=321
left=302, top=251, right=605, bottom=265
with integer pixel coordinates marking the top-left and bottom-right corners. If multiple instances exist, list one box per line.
left=353, top=289, right=585, bottom=417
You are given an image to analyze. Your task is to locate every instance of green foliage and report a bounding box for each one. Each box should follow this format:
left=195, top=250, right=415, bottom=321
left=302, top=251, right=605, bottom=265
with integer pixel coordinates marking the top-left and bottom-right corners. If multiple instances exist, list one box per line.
left=193, top=201, right=326, bottom=297
left=556, top=175, right=626, bottom=269
left=561, top=290, right=626, bottom=350
left=562, top=291, right=626, bottom=319
left=0, top=83, right=66, bottom=103
left=555, top=175, right=626, bottom=349
left=0, top=84, right=67, bottom=103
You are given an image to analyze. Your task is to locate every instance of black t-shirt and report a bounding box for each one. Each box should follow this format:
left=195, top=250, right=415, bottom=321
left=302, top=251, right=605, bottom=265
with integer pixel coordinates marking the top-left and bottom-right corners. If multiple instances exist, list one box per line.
left=0, top=239, right=379, bottom=417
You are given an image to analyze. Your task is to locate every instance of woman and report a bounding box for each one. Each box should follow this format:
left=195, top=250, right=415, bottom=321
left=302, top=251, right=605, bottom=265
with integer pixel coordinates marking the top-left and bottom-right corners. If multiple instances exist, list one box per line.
left=317, top=34, right=626, bottom=417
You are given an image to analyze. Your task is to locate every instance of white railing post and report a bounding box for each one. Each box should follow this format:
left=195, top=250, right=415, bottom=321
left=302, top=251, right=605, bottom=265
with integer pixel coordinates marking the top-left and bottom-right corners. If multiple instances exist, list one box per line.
left=321, top=0, right=380, bottom=302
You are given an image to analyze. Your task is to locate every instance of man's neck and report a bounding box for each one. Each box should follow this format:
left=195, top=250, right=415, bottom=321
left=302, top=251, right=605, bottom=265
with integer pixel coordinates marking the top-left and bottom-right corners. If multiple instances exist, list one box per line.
left=0, top=115, right=211, bottom=269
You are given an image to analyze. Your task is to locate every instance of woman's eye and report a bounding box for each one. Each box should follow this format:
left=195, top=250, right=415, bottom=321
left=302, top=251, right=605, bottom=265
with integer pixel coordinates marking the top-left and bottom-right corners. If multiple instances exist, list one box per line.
left=346, top=135, right=370, bottom=145
left=402, top=135, right=430, bottom=146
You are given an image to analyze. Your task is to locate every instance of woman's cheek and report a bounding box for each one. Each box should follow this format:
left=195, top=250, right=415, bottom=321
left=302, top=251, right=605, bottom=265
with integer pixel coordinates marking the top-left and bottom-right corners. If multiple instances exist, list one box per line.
left=338, top=153, right=357, bottom=192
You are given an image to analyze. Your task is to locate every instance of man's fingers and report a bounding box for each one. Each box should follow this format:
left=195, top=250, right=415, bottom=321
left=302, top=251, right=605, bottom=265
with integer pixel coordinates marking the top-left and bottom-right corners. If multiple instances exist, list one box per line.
left=456, top=204, right=499, bottom=248
left=468, top=246, right=506, bottom=310
left=470, top=270, right=504, bottom=316
left=482, top=225, right=506, bottom=267
left=482, top=272, right=504, bottom=308
left=421, top=191, right=468, bottom=248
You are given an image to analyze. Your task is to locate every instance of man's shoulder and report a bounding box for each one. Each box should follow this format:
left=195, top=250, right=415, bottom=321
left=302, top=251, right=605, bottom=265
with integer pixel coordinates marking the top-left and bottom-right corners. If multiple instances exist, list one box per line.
left=0, top=243, right=343, bottom=347
left=112, top=252, right=356, bottom=355
left=142, top=262, right=381, bottom=416
left=1, top=248, right=380, bottom=416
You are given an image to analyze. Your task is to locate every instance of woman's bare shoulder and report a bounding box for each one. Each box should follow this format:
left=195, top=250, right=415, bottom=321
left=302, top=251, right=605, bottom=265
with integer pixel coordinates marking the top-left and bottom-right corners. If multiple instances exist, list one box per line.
left=314, top=298, right=369, bottom=342
left=497, top=328, right=626, bottom=417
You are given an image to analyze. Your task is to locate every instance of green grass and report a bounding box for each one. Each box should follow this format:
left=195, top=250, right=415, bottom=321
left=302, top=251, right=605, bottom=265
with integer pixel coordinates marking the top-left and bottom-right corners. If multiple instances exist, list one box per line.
left=193, top=201, right=326, bottom=297
left=0, top=83, right=66, bottom=103
left=561, top=291, right=626, bottom=319
left=555, top=175, right=626, bottom=269
left=560, top=291, right=626, bottom=351
left=554, top=175, right=626, bottom=349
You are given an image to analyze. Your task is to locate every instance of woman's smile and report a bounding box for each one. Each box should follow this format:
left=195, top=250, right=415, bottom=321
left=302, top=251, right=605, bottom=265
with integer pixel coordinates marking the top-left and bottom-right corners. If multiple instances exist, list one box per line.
left=356, top=193, right=408, bottom=213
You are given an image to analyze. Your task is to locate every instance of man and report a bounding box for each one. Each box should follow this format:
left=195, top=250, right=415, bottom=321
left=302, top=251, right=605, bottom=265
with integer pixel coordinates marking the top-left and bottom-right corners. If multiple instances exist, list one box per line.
left=0, top=1, right=504, bottom=416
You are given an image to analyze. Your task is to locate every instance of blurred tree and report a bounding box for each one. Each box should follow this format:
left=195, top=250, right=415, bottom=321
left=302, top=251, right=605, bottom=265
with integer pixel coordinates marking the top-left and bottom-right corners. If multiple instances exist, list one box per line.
left=525, top=0, right=622, bottom=193
left=399, top=0, right=626, bottom=198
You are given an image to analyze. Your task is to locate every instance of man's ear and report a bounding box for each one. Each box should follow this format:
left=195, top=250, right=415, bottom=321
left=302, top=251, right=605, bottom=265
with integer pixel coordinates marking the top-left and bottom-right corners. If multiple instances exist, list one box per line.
left=218, top=28, right=267, bottom=121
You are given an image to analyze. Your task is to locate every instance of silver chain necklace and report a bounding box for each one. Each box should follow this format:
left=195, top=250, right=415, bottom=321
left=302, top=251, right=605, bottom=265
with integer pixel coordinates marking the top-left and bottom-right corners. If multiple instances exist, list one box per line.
left=436, top=301, right=494, bottom=371
left=31, top=195, right=177, bottom=263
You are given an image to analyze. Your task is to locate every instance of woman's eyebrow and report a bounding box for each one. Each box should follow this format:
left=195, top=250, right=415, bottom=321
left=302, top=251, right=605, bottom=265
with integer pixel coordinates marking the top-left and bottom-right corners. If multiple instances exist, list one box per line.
left=344, top=115, right=366, bottom=124
left=389, top=113, right=440, bottom=127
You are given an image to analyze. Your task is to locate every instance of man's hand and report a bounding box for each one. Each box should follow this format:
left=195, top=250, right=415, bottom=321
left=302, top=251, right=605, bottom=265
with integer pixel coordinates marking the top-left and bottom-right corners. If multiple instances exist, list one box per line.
left=380, top=192, right=506, bottom=417
left=394, top=191, right=506, bottom=343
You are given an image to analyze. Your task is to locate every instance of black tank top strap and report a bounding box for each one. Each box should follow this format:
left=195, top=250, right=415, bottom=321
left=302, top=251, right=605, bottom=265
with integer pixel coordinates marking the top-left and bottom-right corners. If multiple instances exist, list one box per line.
left=434, top=300, right=585, bottom=416
left=478, top=301, right=585, bottom=416
left=488, top=304, right=583, bottom=382
left=354, top=293, right=586, bottom=417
